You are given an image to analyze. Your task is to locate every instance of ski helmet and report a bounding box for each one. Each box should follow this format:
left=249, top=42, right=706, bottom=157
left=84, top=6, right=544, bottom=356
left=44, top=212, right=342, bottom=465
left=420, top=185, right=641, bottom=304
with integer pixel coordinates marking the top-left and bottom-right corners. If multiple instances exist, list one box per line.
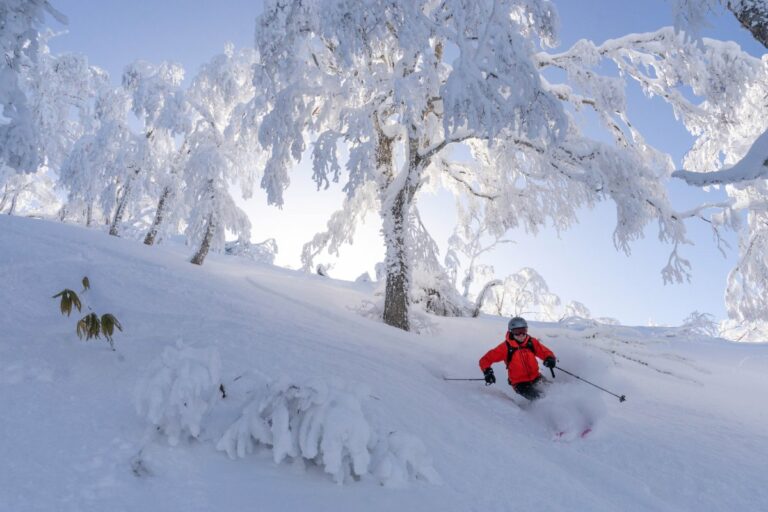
left=508, top=316, right=528, bottom=332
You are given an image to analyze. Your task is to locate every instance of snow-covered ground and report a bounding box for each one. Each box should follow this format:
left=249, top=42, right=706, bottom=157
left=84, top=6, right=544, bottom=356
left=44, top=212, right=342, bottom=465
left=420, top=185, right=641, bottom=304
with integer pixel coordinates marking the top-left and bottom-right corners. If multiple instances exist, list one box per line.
left=1, top=215, right=767, bottom=512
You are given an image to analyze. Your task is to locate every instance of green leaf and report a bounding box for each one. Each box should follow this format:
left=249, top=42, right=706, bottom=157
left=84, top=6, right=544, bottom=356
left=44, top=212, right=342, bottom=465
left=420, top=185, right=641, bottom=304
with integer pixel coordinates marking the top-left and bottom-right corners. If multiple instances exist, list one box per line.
left=53, top=289, right=81, bottom=317
left=76, top=318, right=86, bottom=339
left=101, top=313, right=122, bottom=341
left=71, top=292, right=82, bottom=313
left=77, top=313, right=100, bottom=340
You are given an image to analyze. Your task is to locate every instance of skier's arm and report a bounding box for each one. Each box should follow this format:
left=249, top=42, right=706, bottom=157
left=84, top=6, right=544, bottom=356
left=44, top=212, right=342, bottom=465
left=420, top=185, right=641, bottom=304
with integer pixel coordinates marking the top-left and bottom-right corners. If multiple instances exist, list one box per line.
left=479, top=343, right=506, bottom=370
left=531, top=338, right=554, bottom=361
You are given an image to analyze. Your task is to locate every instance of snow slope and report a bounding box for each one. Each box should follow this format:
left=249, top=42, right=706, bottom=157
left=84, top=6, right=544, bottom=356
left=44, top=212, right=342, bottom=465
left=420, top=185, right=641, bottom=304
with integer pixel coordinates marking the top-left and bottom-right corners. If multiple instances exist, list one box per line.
left=1, top=215, right=767, bottom=512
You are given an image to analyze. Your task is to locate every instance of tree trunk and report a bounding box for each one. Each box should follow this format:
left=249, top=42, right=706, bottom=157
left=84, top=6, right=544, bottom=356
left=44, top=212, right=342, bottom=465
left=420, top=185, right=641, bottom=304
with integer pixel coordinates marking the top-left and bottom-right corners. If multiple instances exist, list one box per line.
left=472, top=279, right=503, bottom=318
left=461, top=259, right=476, bottom=298
left=494, top=288, right=506, bottom=316
left=0, top=185, right=8, bottom=213
left=144, top=186, right=172, bottom=245
left=109, top=166, right=140, bottom=236
left=382, top=186, right=411, bottom=330
left=373, top=118, right=407, bottom=330
left=381, top=135, right=423, bottom=331
left=8, top=191, right=19, bottom=215
left=190, top=213, right=216, bottom=265
left=109, top=185, right=129, bottom=235
left=729, top=1, right=768, bottom=48
left=86, top=203, right=93, bottom=227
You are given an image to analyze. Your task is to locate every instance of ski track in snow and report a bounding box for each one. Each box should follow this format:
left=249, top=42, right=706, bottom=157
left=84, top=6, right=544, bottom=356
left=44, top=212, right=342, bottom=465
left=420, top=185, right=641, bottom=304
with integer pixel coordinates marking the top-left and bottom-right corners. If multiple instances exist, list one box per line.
left=1, top=216, right=768, bottom=512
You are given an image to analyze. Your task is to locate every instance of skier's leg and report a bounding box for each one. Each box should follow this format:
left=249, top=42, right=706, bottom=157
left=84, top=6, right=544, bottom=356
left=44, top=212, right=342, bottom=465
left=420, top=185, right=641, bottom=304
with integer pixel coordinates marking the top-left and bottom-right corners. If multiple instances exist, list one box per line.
left=512, top=378, right=542, bottom=401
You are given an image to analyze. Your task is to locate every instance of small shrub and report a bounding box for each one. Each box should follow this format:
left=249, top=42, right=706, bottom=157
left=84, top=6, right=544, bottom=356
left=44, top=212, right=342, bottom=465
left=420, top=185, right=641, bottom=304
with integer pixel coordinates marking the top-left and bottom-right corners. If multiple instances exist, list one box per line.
left=53, top=276, right=123, bottom=349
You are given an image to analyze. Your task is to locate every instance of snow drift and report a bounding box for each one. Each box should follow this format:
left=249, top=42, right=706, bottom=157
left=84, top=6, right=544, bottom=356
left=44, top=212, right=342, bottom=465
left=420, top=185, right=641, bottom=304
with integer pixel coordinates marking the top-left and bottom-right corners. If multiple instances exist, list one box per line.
left=1, top=215, right=767, bottom=512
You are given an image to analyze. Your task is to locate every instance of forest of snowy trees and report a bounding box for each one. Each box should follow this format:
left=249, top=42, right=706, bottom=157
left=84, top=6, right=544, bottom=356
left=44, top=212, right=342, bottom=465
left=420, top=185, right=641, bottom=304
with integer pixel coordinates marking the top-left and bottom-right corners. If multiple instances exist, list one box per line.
left=1, top=0, right=767, bottom=337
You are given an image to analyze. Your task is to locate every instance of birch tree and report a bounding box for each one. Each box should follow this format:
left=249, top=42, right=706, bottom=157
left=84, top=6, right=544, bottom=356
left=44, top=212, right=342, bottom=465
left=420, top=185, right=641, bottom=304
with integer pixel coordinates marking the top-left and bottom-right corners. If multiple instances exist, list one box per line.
left=183, top=45, right=258, bottom=265
left=672, top=1, right=768, bottom=47
left=664, top=1, right=768, bottom=327
left=445, top=202, right=511, bottom=300
left=487, top=267, right=561, bottom=320
left=254, top=0, right=716, bottom=332
left=60, top=85, right=137, bottom=230
left=2, top=6, right=104, bottom=217
left=0, top=0, right=66, bottom=174
left=121, top=60, right=189, bottom=245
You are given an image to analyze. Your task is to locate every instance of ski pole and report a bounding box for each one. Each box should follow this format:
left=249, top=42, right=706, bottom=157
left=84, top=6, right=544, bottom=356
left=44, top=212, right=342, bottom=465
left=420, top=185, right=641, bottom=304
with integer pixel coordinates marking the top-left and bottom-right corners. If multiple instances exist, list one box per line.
left=555, top=366, right=626, bottom=403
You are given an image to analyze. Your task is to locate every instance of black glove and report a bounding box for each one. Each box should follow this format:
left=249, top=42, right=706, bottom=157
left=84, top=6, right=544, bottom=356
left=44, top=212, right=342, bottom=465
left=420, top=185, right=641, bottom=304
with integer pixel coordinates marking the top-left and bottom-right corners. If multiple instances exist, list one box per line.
left=543, top=357, right=556, bottom=369
left=483, top=368, right=496, bottom=386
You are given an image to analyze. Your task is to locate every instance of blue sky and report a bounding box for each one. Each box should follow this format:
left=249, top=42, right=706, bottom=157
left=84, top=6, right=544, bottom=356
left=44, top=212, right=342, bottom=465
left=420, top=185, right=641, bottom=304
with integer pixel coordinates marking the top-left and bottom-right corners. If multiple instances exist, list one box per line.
left=47, top=1, right=765, bottom=326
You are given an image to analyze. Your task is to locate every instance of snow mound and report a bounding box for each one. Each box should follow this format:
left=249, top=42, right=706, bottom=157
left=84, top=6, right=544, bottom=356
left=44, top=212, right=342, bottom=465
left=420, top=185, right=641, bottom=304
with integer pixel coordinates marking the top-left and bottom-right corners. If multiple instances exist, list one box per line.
left=217, top=377, right=441, bottom=486
left=135, top=342, right=223, bottom=446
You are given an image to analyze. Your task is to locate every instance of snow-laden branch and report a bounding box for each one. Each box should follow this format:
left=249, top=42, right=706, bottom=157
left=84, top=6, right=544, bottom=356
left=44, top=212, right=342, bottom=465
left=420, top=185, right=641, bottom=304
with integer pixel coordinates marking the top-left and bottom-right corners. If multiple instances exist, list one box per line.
left=673, top=128, right=768, bottom=185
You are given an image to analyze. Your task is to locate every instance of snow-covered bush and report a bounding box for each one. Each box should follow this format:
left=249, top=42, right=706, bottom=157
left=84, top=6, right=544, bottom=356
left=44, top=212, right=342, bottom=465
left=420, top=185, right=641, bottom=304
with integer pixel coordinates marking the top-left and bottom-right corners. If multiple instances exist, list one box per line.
left=369, top=430, right=441, bottom=488
left=563, top=301, right=592, bottom=320
left=410, top=262, right=473, bottom=318
left=135, top=342, right=222, bottom=445
left=719, top=319, right=768, bottom=342
left=678, top=311, right=720, bottom=337
left=558, top=316, right=599, bottom=330
left=217, top=378, right=440, bottom=486
left=354, top=272, right=373, bottom=284
left=595, top=317, right=621, bottom=326
left=224, top=238, right=278, bottom=264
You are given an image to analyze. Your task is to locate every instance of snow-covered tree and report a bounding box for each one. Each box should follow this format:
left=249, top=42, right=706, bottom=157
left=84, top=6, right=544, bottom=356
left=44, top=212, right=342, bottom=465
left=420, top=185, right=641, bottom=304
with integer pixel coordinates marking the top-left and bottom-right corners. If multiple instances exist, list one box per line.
left=121, top=60, right=188, bottom=245
left=254, top=0, right=714, bottom=332
left=2, top=13, right=106, bottom=218
left=224, top=237, right=278, bottom=264
left=728, top=0, right=768, bottom=47
left=672, top=1, right=768, bottom=48
left=665, top=2, right=768, bottom=325
left=679, top=310, right=720, bottom=337
left=720, top=317, right=768, bottom=341
left=0, top=166, right=57, bottom=215
left=25, top=48, right=107, bottom=220
left=445, top=202, right=511, bottom=300
left=60, top=85, right=137, bottom=229
left=182, top=45, right=259, bottom=265
left=31, top=48, right=103, bottom=169
left=0, top=0, right=66, bottom=174
left=487, top=267, right=561, bottom=320
left=408, top=210, right=473, bottom=317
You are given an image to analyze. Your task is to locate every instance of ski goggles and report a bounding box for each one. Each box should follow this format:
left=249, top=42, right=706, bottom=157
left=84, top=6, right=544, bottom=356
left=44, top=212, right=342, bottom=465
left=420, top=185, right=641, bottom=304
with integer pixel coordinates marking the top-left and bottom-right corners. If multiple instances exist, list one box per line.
left=509, top=327, right=528, bottom=336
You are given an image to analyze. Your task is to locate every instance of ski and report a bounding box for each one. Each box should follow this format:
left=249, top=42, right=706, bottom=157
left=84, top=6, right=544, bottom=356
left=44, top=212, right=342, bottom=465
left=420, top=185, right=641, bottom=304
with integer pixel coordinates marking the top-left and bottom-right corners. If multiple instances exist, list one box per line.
left=553, top=426, right=593, bottom=441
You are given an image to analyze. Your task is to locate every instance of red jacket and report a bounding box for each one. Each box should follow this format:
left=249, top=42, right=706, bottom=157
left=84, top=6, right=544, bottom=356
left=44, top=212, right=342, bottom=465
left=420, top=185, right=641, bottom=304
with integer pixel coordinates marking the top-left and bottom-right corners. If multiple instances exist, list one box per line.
left=479, top=333, right=554, bottom=385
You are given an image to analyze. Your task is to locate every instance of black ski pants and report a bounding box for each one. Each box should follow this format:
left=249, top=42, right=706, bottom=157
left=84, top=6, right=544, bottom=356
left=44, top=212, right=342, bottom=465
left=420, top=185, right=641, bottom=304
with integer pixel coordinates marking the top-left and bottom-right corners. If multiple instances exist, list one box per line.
left=511, top=376, right=544, bottom=401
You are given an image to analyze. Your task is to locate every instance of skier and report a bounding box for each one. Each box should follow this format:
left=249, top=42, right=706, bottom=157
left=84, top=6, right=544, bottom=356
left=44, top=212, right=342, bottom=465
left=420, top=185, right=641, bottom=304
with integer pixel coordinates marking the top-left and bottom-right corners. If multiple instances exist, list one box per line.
left=479, top=316, right=557, bottom=401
